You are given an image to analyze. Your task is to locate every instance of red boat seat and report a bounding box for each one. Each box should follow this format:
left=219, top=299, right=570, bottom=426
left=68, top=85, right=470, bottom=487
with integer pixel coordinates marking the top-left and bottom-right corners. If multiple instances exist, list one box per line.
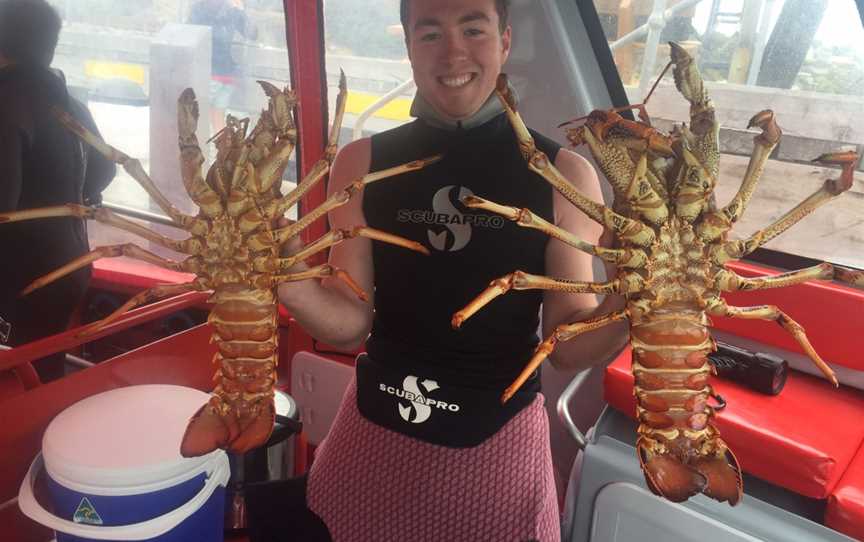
left=715, top=262, right=864, bottom=374
left=0, top=369, right=26, bottom=399
left=604, top=346, right=864, bottom=499
left=825, top=443, right=864, bottom=541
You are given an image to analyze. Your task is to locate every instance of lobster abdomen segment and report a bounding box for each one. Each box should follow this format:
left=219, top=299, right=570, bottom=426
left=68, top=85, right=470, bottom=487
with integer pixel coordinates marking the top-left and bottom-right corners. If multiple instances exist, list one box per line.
left=632, top=313, right=743, bottom=505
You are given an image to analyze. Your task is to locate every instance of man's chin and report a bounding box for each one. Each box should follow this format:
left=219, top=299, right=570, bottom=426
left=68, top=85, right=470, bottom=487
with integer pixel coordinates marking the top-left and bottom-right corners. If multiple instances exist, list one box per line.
left=433, top=102, right=484, bottom=122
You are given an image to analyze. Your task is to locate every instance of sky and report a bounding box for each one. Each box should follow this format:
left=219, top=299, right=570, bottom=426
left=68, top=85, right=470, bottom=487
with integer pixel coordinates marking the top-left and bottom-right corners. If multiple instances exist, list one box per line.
left=692, top=0, right=864, bottom=51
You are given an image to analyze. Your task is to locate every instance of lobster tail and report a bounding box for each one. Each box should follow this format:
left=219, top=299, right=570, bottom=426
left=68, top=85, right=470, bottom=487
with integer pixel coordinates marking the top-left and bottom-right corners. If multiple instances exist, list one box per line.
left=637, top=436, right=743, bottom=505
left=637, top=437, right=706, bottom=502
left=692, top=448, right=743, bottom=505
left=181, top=394, right=276, bottom=456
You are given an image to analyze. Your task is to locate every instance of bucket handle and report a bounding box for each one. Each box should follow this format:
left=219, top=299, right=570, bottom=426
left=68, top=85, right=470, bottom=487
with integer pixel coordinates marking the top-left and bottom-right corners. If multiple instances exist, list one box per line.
left=18, top=453, right=230, bottom=541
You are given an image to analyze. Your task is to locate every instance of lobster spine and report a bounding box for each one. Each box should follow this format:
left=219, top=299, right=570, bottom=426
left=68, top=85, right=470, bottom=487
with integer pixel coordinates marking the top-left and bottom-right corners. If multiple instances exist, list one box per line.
left=180, top=285, right=279, bottom=456
left=630, top=308, right=742, bottom=504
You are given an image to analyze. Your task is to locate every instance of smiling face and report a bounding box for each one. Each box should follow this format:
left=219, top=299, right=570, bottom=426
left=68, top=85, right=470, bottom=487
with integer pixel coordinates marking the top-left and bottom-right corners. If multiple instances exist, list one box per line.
left=405, top=0, right=511, bottom=121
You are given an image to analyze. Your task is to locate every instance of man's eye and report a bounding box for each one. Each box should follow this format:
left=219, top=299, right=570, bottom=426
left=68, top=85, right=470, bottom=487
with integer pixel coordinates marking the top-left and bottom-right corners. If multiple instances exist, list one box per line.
left=465, top=28, right=484, bottom=37
left=420, top=32, right=441, bottom=42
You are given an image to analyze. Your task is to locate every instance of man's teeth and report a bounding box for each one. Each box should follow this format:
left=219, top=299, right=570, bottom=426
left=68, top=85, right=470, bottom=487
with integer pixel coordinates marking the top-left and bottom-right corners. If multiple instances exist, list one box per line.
left=441, top=74, right=473, bottom=88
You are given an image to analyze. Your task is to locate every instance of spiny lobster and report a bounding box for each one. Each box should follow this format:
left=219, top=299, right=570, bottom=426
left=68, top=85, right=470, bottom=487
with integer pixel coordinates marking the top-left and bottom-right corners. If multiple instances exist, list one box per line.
left=452, top=43, right=863, bottom=505
left=0, top=75, right=438, bottom=456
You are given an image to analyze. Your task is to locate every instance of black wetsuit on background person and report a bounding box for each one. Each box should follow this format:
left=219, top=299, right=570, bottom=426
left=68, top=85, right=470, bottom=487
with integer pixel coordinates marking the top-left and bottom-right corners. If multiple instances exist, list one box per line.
left=0, top=64, right=115, bottom=381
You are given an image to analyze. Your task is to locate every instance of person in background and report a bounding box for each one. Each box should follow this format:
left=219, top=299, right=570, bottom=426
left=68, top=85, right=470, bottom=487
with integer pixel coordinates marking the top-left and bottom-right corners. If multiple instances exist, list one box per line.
left=188, top=0, right=258, bottom=133
left=0, top=0, right=116, bottom=382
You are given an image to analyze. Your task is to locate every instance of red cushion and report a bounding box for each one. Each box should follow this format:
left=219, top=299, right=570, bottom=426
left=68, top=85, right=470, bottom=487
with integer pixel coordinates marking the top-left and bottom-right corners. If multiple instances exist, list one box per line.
left=718, top=261, right=864, bottom=372
left=826, top=444, right=864, bottom=541
left=0, top=370, right=26, bottom=400
left=604, top=346, right=864, bottom=498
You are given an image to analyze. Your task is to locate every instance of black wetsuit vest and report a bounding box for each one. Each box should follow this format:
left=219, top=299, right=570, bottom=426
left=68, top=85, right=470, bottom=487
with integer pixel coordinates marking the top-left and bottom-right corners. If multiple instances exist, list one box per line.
left=363, top=113, right=561, bottom=391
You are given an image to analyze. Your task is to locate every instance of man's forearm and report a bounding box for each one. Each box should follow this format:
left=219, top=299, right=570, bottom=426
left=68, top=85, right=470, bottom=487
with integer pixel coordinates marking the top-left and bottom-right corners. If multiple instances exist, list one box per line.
left=277, top=277, right=372, bottom=350
left=547, top=294, right=630, bottom=373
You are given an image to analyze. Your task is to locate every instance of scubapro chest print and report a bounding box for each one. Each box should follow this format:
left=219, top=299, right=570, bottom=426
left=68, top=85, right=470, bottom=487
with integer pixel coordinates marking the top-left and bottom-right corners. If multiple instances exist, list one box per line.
left=396, top=185, right=505, bottom=252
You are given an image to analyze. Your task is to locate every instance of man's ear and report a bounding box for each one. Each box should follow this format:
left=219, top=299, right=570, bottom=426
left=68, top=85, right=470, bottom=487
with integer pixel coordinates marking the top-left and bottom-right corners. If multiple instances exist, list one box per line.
left=501, top=25, right=512, bottom=63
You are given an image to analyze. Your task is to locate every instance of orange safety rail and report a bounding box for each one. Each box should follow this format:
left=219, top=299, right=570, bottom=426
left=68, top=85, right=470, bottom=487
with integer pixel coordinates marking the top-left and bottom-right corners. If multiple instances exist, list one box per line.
left=0, top=290, right=210, bottom=373
left=90, top=258, right=195, bottom=295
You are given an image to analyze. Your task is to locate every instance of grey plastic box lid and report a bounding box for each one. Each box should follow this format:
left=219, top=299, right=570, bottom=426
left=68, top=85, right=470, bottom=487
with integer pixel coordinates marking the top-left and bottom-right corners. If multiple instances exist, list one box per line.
left=564, top=407, right=856, bottom=542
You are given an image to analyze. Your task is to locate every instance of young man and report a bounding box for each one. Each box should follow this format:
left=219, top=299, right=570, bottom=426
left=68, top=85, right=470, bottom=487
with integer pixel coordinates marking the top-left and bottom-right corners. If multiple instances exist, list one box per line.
left=274, top=0, right=626, bottom=539
left=0, top=0, right=115, bottom=381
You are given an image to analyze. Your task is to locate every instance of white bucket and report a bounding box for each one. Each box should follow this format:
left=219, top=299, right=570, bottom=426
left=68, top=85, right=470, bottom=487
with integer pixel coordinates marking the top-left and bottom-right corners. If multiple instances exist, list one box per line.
left=18, top=385, right=230, bottom=541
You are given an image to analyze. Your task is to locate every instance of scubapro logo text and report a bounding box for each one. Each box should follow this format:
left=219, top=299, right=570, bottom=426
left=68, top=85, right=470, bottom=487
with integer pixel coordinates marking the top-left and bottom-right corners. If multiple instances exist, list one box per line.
left=396, top=185, right=505, bottom=252
left=379, top=376, right=461, bottom=424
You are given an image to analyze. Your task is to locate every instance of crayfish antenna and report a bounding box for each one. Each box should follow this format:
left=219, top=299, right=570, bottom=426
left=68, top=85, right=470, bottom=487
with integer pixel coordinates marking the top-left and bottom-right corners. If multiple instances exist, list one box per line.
left=495, top=73, right=518, bottom=111
left=557, top=114, right=590, bottom=129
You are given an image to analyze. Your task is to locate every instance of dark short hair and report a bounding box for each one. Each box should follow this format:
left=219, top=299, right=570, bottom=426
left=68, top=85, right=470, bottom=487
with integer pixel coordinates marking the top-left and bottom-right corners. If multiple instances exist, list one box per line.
left=400, top=0, right=510, bottom=37
left=0, top=0, right=62, bottom=66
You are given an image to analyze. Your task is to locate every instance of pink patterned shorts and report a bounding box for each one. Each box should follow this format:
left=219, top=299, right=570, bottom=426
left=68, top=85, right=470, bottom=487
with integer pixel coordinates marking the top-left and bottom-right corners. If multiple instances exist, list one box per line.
left=307, top=378, right=561, bottom=542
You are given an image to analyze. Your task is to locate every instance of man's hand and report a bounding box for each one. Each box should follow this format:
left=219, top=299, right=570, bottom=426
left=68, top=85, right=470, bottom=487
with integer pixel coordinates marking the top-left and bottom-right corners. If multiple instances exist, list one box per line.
left=277, top=217, right=308, bottom=273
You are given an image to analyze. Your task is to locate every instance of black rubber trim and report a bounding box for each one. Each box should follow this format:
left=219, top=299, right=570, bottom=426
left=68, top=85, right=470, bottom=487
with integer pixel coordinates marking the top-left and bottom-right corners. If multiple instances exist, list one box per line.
left=574, top=0, right=634, bottom=121
left=745, top=247, right=859, bottom=271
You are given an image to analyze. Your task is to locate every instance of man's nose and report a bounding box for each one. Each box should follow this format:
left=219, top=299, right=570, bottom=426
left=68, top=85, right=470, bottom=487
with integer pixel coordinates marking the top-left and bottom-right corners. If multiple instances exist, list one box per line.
left=440, top=32, right=469, bottom=64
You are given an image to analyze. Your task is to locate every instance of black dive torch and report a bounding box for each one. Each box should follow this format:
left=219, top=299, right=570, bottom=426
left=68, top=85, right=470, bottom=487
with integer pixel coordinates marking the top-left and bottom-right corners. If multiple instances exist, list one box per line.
left=707, top=341, right=789, bottom=396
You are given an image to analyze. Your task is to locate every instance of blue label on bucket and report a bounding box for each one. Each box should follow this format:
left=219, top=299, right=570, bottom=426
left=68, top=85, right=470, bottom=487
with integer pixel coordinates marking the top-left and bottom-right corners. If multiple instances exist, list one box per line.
left=46, top=471, right=226, bottom=542
left=73, top=497, right=103, bottom=525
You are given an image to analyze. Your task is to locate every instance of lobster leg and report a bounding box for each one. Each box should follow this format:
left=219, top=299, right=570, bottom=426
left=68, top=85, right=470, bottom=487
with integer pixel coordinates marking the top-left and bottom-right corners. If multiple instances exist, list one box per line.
left=697, top=110, right=782, bottom=242
left=673, top=141, right=718, bottom=222
left=257, top=157, right=443, bottom=249
left=452, top=271, right=625, bottom=329
left=79, top=280, right=207, bottom=337
left=266, top=159, right=331, bottom=219
left=262, top=72, right=373, bottom=219
left=496, top=75, right=656, bottom=247
left=705, top=298, right=838, bottom=386
left=576, top=129, right=668, bottom=225
left=711, top=151, right=859, bottom=264
left=258, top=264, right=370, bottom=301
left=714, top=263, right=834, bottom=292
left=177, top=90, right=229, bottom=219
left=462, top=195, right=648, bottom=268
left=835, top=266, right=864, bottom=289
left=502, top=310, right=629, bottom=402
left=668, top=42, right=718, bottom=170
left=274, top=226, right=430, bottom=271
left=53, top=106, right=206, bottom=232
left=0, top=204, right=196, bottom=254
left=252, top=226, right=429, bottom=274
left=19, top=244, right=189, bottom=297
